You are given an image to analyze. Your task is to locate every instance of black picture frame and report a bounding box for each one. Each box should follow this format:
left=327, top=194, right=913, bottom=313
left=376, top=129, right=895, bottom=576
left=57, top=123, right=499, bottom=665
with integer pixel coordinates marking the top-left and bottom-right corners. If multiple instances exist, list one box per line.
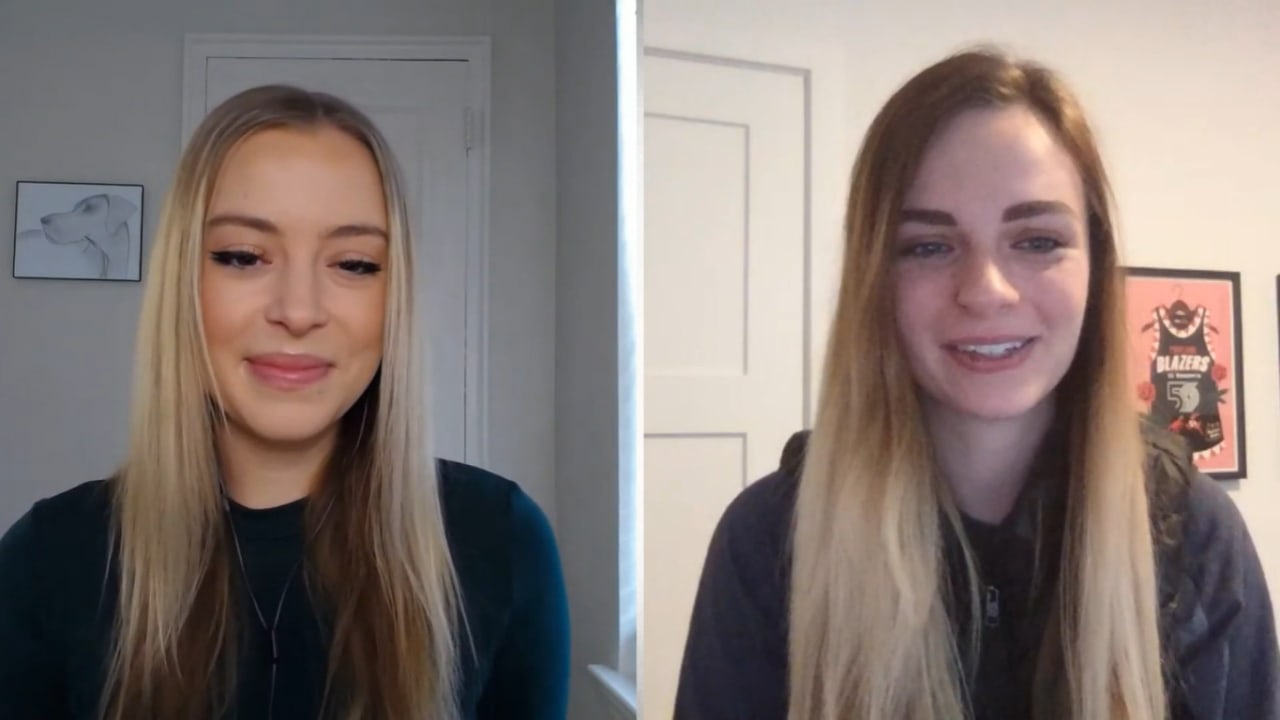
left=12, top=180, right=145, bottom=282
left=1124, top=266, right=1246, bottom=480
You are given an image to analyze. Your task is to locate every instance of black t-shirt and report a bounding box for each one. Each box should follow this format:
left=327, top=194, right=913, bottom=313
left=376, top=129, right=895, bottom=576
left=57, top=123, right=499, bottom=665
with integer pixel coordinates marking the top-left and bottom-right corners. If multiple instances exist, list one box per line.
left=673, top=436, right=1280, bottom=720
left=0, top=460, right=570, bottom=720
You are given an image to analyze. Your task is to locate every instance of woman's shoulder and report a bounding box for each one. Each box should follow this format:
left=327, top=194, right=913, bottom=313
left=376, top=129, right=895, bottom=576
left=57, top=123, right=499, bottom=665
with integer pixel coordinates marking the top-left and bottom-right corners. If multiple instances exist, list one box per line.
left=700, top=436, right=803, bottom=588
left=1140, top=423, right=1259, bottom=599
left=1166, top=471, right=1278, bottom=716
left=675, top=439, right=799, bottom=705
left=435, top=459, right=569, bottom=696
left=436, top=460, right=550, bottom=537
left=717, top=466, right=799, bottom=548
left=1141, top=426, right=1280, bottom=715
left=1140, top=423, right=1255, bottom=573
left=19, top=477, right=112, bottom=515
left=1181, top=471, right=1252, bottom=555
left=435, top=460, right=560, bottom=583
left=1177, top=470, right=1267, bottom=613
left=1, top=479, right=113, bottom=557
left=0, top=479, right=115, bottom=626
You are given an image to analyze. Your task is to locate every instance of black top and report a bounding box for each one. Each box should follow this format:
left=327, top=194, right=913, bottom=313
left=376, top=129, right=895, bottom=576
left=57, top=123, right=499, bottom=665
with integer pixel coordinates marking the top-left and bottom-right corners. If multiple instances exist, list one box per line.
left=0, top=460, right=570, bottom=720
left=674, top=431, right=1280, bottom=720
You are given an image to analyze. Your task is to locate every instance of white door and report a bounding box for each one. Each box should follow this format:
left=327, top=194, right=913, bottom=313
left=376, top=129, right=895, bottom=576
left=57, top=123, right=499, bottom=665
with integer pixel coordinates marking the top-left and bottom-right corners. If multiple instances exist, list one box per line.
left=642, top=49, right=810, bottom=719
left=190, top=54, right=475, bottom=463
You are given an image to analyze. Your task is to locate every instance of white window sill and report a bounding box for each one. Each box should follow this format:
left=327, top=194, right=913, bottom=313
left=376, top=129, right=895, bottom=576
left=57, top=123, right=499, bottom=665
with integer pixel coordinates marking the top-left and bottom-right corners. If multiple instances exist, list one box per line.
left=587, top=664, right=638, bottom=719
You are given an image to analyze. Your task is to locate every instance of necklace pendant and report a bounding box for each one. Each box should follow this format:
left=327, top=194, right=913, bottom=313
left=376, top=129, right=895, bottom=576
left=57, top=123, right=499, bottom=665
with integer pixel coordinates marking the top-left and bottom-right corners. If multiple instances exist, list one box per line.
left=984, top=585, right=1001, bottom=628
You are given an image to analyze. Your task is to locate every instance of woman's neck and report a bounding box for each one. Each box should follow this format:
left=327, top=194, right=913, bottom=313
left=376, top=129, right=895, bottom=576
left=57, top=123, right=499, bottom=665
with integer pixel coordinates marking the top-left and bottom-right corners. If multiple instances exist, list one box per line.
left=216, top=422, right=336, bottom=509
left=925, top=396, right=1055, bottom=525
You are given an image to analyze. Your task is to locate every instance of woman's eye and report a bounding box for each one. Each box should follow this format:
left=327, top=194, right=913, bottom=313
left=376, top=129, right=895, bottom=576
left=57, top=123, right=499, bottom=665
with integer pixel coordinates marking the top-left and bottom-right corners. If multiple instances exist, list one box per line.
left=336, top=259, right=383, bottom=276
left=209, top=250, right=263, bottom=268
left=1015, top=235, right=1063, bottom=253
left=898, top=241, right=952, bottom=259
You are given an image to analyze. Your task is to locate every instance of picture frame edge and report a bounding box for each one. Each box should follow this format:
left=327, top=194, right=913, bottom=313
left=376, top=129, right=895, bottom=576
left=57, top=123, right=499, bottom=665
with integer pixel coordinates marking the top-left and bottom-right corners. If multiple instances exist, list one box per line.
left=11, top=179, right=146, bottom=283
left=1122, top=265, right=1246, bottom=481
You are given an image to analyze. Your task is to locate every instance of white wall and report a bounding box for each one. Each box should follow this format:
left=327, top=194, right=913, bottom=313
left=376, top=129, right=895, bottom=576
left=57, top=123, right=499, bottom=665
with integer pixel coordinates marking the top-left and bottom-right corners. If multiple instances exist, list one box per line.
left=554, top=1, right=628, bottom=719
left=645, top=0, right=1280, bottom=599
left=0, top=0, right=559, bottom=530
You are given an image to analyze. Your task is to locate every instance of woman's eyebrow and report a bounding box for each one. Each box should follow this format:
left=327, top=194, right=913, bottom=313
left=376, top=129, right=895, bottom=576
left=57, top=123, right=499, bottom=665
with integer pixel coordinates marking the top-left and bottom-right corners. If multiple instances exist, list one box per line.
left=204, top=214, right=389, bottom=241
left=326, top=223, right=389, bottom=241
left=1002, top=200, right=1077, bottom=222
left=206, top=213, right=278, bottom=234
left=899, top=201, right=1078, bottom=227
left=899, top=208, right=957, bottom=226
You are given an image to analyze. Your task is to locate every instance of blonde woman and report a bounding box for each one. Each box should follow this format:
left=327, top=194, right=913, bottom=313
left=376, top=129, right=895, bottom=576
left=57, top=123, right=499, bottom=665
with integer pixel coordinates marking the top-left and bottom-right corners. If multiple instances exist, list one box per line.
left=675, top=50, right=1278, bottom=720
left=0, top=86, right=569, bottom=719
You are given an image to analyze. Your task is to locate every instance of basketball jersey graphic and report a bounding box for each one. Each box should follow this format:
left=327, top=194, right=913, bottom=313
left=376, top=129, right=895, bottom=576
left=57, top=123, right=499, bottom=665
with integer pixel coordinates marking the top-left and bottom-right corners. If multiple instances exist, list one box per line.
left=1146, top=303, right=1225, bottom=454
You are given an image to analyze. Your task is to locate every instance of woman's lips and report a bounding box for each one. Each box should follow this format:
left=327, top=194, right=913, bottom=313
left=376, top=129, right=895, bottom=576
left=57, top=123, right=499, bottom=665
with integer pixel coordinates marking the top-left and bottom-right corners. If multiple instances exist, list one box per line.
left=942, top=337, right=1036, bottom=374
left=245, top=354, right=333, bottom=390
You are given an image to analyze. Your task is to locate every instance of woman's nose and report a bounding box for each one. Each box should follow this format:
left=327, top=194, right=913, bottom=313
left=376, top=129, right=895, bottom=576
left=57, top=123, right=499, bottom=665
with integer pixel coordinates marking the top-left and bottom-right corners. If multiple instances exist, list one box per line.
left=954, top=252, right=1019, bottom=313
left=264, top=262, right=330, bottom=335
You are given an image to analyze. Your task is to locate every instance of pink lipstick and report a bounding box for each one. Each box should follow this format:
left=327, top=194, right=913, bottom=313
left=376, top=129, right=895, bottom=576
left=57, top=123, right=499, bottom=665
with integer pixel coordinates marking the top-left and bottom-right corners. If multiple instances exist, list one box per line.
left=245, top=353, right=332, bottom=390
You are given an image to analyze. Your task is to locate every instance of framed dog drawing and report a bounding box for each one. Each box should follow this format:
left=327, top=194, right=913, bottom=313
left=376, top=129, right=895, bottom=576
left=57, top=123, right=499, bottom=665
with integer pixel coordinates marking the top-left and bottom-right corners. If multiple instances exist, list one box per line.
left=12, top=181, right=144, bottom=281
left=1124, top=267, right=1246, bottom=481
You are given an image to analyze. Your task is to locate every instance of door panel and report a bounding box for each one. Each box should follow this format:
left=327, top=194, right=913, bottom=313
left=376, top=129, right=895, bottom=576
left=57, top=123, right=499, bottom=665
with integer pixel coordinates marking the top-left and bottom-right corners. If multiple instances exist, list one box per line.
left=645, top=116, right=748, bottom=376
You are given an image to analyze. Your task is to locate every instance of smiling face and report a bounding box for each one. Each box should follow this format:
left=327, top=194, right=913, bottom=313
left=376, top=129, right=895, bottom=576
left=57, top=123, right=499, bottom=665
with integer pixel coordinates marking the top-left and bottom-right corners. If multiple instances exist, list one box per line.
left=892, top=104, right=1091, bottom=423
left=200, top=125, right=389, bottom=448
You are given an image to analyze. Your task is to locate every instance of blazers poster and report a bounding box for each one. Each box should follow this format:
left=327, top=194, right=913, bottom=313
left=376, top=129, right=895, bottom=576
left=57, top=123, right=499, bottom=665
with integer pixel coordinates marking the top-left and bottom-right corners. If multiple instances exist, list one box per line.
left=1124, top=268, right=1246, bottom=480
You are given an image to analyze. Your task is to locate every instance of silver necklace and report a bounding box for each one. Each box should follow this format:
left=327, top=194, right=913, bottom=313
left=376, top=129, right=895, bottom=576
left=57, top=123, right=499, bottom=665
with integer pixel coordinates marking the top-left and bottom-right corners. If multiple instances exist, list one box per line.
left=221, top=488, right=335, bottom=720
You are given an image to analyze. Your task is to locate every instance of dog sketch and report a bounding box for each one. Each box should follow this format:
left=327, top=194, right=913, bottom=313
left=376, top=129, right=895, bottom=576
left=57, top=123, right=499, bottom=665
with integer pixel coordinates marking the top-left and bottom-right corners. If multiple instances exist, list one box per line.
left=15, top=193, right=138, bottom=280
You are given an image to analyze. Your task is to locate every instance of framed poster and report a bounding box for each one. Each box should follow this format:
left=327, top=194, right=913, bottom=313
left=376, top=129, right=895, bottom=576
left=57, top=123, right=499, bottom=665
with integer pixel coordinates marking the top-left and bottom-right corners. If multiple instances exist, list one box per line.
left=12, top=180, right=144, bottom=281
left=1125, top=267, right=1245, bottom=480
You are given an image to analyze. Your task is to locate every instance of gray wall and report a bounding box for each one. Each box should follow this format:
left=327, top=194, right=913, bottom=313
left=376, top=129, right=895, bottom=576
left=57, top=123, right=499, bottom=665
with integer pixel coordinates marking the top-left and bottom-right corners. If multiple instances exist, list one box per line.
left=0, top=4, right=630, bottom=717
left=0, top=0, right=559, bottom=531
left=554, top=0, right=625, bottom=718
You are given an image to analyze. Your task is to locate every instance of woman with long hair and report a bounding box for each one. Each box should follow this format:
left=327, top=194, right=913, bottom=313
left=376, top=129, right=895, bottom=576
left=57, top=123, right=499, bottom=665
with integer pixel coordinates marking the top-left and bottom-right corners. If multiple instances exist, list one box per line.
left=674, top=49, right=1278, bottom=719
left=0, top=85, right=569, bottom=719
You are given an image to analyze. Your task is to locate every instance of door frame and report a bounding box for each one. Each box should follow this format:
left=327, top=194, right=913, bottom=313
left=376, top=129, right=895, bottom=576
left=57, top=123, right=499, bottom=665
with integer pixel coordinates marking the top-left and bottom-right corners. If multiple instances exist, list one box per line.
left=181, top=34, right=492, bottom=465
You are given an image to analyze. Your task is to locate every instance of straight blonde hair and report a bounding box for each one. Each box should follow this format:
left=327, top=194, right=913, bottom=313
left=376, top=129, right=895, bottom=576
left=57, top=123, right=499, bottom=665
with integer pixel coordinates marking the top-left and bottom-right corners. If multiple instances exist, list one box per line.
left=789, top=49, right=1165, bottom=720
left=103, top=85, right=461, bottom=719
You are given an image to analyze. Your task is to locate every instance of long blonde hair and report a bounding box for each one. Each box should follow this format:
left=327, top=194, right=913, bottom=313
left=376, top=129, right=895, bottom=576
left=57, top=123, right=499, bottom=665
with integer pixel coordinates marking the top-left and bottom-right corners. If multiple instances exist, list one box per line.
left=789, top=49, right=1165, bottom=719
left=104, top=85, right=461, bottom=719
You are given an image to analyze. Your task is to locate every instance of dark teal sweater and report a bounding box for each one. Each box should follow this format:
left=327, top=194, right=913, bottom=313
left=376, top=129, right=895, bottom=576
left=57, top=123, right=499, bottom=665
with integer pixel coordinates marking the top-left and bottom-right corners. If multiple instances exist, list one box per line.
left=0, top=460, right=570, bottom=719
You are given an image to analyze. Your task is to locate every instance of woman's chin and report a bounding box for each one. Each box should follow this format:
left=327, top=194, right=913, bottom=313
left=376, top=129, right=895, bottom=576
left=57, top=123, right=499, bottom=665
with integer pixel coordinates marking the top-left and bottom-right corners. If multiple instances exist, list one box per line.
left=930, top=388, right=1055, bottom=425
left=230, top=409, right=342, bottom=448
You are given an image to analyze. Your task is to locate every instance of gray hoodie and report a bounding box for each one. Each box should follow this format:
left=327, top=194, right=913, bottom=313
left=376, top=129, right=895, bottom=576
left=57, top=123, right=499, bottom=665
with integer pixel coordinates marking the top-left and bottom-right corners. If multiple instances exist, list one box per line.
left=674, top=424, right=1280, bottom=719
